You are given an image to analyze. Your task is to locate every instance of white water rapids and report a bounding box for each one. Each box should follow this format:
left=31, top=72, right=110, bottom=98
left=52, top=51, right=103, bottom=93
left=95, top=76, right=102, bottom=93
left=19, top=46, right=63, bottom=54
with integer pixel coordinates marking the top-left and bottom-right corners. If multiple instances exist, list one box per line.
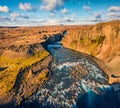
left=19, top=43, right=120, bottom=108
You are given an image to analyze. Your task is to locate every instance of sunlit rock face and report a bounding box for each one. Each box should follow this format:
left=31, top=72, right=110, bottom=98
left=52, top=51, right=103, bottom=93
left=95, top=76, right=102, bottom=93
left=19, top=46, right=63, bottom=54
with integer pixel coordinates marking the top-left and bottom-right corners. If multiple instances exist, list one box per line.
left=62, top=20, right=120, bottom=83
left=19, top=44, right=119, bottom=108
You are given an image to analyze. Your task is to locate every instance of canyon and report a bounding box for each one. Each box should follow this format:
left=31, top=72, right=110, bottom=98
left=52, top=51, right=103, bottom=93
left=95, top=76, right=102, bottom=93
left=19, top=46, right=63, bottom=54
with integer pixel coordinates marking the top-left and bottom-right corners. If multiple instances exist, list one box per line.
left=0, top=20, right=120, bottom=107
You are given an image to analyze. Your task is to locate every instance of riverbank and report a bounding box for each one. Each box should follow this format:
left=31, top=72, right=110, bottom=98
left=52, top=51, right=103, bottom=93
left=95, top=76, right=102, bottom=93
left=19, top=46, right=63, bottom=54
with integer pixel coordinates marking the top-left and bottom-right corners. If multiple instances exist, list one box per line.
left=17, top=43, right=119, bottom=108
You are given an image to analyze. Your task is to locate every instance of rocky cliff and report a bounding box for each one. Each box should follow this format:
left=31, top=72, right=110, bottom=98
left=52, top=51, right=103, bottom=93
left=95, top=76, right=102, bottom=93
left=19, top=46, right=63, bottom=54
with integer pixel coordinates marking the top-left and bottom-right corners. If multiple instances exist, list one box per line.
left=62, top=20, right=120, bottom=83
left=0, top=27, right=65, bottom=106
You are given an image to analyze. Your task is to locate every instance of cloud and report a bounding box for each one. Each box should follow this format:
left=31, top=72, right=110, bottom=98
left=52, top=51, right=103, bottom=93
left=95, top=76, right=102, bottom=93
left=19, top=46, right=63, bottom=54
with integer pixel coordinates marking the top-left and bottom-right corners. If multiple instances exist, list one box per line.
left=46, top=19, right=60, bottom=25
left=108, top=6, right=120, bottom=12
left=19, top=3, right=35, bottom=11
left=10, top=12, right=29, bottom=20
left=50, top=13, right=55, bottom=17
left=0, top=16, right=10, bottom=21
left=83, top=5, right=91, bottom=11
left=10, top=12, right=20, bottom=18
left=88, top=19, right=106, bottom=22
left=40, top=0, right=64, bottom=12
left=0, top=6, right=9, bottom=13
left=107, top=12, right=120, bottom=17
left=107, top=6, right=120, bottom=19
left=88, top=11, right=106, bottom=22
left=63, top=13, right=78, bottom=23
left=63, top=17, right=75, bottom=22
left=107, top=12, right=120, bottom=19
left=62, top=8, right=69, bottom=14
left=94, top=13, right=101, bottom=19
left=71, top=13, right=76, bottom=18
left=30, top=20, right=46, bottom=24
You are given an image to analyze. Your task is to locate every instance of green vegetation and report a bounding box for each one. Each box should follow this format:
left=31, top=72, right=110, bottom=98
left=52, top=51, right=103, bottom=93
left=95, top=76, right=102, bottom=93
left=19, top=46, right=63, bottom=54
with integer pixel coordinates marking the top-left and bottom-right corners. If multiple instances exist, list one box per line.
left=88, top=36, right=105, bottom=56
left=70, top=35, right=105, bottom=56
left=0, top=50, right=49, bottom=95
left=71, top=40, right=78, bottom=49
left=80, top=36, right=89, bottom=47
left=91, top=36, right=105, bottom=45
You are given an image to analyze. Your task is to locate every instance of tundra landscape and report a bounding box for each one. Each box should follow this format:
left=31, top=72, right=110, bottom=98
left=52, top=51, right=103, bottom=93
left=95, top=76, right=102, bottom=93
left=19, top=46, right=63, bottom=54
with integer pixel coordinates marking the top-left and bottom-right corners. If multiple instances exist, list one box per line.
left=0, top=0, right=120, bottom=108
left=0, top=20, right=120, bottom=107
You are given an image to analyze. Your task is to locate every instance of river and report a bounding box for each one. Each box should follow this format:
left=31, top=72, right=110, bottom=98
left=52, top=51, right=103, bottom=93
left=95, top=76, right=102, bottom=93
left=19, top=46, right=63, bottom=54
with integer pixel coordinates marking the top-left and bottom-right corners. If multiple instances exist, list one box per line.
left=19, top=42, right=120, bottom=108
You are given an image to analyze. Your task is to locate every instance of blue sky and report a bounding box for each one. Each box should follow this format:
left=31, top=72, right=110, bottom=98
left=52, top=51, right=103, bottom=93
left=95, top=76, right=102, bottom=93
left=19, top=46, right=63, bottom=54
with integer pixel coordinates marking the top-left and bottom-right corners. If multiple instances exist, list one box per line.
left=0, top=0, right=120, bottom=26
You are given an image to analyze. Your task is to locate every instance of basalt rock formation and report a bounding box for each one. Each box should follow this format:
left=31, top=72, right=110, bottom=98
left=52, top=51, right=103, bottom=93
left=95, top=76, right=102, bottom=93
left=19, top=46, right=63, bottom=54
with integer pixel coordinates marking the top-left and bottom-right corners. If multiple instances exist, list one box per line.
left=62, top=20, right=120, bottom=84
left=0, top=27, right=66, bottom=107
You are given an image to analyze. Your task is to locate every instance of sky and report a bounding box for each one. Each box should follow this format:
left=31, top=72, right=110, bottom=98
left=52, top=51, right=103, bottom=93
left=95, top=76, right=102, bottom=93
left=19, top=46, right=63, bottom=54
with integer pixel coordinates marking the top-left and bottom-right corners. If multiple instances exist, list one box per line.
left=0, top=0, right=120, bottom=26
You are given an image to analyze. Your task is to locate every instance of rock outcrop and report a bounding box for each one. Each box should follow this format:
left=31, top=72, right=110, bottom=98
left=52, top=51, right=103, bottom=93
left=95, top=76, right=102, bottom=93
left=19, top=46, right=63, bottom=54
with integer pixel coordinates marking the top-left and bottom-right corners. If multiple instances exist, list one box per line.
left=0, top=27, right=64, bottom=106
left=62, top=20, right=120, bottom=84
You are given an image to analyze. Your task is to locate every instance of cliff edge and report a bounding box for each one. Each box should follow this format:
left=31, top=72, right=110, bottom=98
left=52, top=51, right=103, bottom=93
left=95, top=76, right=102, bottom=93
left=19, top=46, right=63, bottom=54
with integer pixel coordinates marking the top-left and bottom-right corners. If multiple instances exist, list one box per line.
left=62, top=20, right=120, bottom=84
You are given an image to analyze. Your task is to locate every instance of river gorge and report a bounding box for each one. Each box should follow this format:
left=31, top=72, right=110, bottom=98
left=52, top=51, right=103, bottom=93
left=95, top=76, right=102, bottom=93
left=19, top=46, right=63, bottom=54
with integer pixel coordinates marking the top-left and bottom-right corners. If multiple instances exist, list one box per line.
left=0, top=21, right=120, bottom=108
left=18, top=41, right=120, bottom=108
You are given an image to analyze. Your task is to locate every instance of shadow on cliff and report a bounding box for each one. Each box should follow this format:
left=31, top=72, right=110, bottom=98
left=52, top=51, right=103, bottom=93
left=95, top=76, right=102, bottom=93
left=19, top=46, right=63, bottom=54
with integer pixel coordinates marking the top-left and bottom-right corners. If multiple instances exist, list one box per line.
left=41, top=30, right=67, bottom=51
